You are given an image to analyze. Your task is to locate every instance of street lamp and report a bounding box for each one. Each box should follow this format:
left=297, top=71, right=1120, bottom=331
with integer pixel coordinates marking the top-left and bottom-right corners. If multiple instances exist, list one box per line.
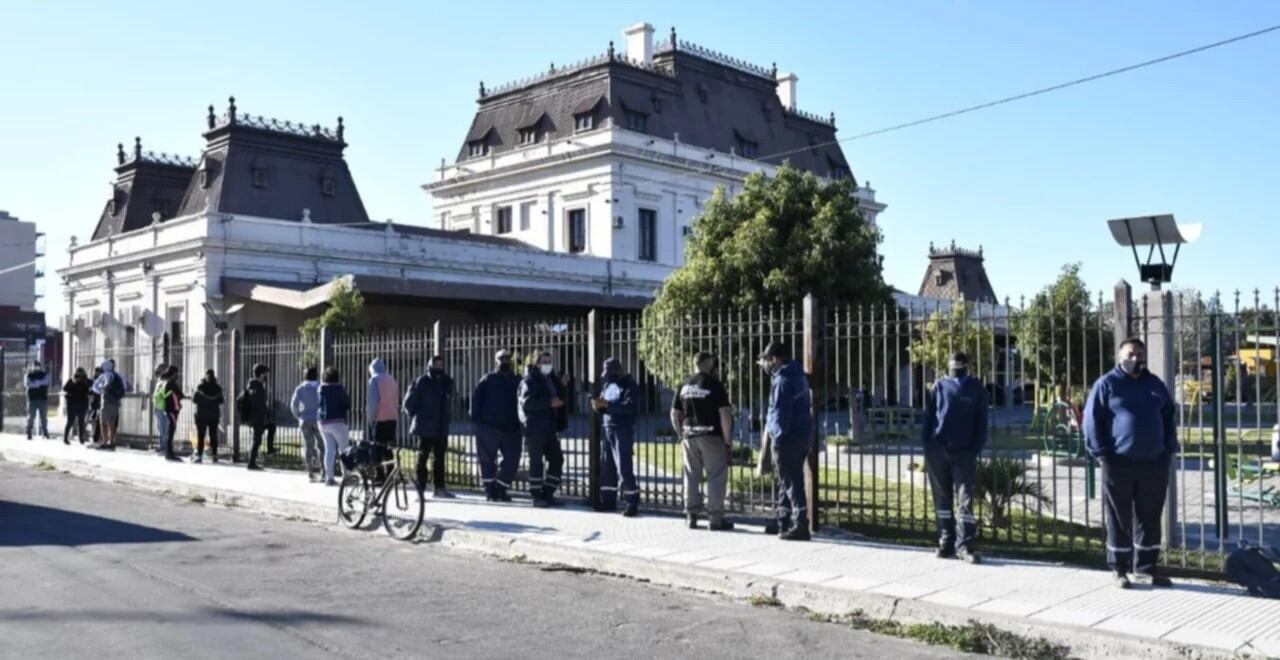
left=1106, top=214, right=1202, bottom=289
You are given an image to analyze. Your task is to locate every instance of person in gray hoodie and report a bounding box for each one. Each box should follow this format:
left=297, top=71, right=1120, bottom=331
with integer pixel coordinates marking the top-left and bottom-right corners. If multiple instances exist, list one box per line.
left=291, top=367, right=325, bottom=482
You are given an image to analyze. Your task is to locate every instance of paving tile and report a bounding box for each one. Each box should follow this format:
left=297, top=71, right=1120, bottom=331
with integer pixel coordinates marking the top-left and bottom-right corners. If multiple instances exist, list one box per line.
left=623, top=546, right=681, bottom=560
left=823, top=575, right=888, bottom=592
left=660, top=550, right=721, bottom=566
left=869, top=582, right=938, bottom=599
left=1094, top=615, right=1177, bottom=639
left=1162, top=627, right=1245, bottom=652
left=738, top=563, right=796, bottom=578
left=971, top=598, right=1044, bottom=618
left=921, top=590, right=991, bottom=609
left=776, top=569, right=841, bottom=585
left=1031, top=607, right=1111, bottom=628
left=697, top=556, right=757, bottom=571
left=1245, top=636, right=1280, bottom=657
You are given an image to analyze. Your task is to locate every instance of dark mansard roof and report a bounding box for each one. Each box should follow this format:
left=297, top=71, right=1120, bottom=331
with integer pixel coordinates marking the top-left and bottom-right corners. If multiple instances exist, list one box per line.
left=918, top=242, right=998, bottom=304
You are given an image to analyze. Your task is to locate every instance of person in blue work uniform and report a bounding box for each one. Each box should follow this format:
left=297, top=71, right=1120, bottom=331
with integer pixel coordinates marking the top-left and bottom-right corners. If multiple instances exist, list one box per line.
left=403, top=354, right=454, bottom=498
left=472, top=349, right=522, bottom=502
left=922, top=352, right=989, bottom=564
left=591, top=357, right=640, bottom=517
left=759, top=341, right=814, bottom=541
left=1085, top=337, right=1178, bottom=589
left=519, top=351, right=566, bottom=508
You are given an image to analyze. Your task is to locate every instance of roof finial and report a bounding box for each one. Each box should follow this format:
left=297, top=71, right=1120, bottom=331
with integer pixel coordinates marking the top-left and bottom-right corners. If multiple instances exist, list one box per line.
left=134, top=137, right=142, bottom=159
left=608, top=40, right=615, bottom=60
left=830, top=111, right=836, bottom=126
left=950, top=238, right=956, bottom=251
left=228, top=96, right=237, bottom=123
left=929, top=241, right=935, bottom=253
left=479, top=80, right=486, bottom=98
left=337, top=116, right=344, bottom=141
left=979, top=244, right=984, bottom=257
left=207, top=104, right=216, bottom=129
left=549, top=61, right=555, bottom=73
left=670, top=26, right=677, bottom=47
left=771, top=62, right=777, bottom=78
left=116, top=142, right=125, bottom=165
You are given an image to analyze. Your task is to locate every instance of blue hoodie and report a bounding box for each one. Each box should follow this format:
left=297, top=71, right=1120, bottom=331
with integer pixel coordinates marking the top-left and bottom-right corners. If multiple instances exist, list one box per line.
left=471, top=369, right=521, bottom=433
left=1084, top=366, right=1178, bottom=462
left=766, top=360, right=813, bottom=444
left=921, top=375, right=989, bottom=454
left=600, top=372, right=639, bottom=429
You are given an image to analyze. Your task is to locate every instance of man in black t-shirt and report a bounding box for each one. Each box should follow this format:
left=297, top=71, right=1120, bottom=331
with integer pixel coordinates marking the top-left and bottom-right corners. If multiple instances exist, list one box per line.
left=671, top=352, right=735, bottom=531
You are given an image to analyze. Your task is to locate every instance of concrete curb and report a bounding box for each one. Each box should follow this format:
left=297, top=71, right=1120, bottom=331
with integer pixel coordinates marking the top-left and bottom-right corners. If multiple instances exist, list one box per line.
left=0, top=447, right=1228, bottom=659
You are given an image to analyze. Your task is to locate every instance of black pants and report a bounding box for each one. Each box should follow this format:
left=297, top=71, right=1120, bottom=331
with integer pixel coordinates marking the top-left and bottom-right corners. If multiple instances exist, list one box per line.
left=249, top=423, right=276, bottom=464
left=374, top=420, right=397, bottom=444
left=1102, top=456, right=1170, bottom=576
left=64, top=409, right=88, bottom=443
left=925, top=444, right=978, bottom=552
left=90, top=408, right=101, bottom=444
left=477, top=425, right=521, bottom=496
left=196, top=420, right=219, bottom=457
left=415, top=435, right=448, bottom=490
left=525, top=429, right=564, bottom=499
left=165, top=412, right=179, bottom=457
left=771, top=436, right=811, bottom=528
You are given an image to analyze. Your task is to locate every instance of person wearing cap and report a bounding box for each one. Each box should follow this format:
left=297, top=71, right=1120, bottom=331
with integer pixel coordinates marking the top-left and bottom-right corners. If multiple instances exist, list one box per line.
left=672, top=352, right=735, bottom=531
left=592, top=357, right=640, bottom=516
left=921, top=351, right=989, bottom=564
left=519, top=351, right=566, bottom=507
left=403, top=354, right=454, bottom=498
left=245, top=363, right=273, bottom=471
left=759, top=341, right=814, bottom=541
left=472, top=349, right=523, bottom=502
left=1085, top=336, right=1178, bottom=589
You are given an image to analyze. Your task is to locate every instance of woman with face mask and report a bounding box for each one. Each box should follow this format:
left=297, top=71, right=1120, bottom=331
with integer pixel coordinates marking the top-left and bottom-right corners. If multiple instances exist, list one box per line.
left=518, top=351, right=566, bottom=508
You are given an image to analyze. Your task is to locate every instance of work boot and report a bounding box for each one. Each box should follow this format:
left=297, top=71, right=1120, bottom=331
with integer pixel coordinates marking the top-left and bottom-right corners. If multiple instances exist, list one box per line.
left=434, top=488, right=456, bottom=499
left=765, top=520, right=782, bottom=536
left=621, top=502, right=639, bottom=518
left=494, top=490, right=512, bottom=503
left=165, top=454, right=181, bottom=462
left=247, top=463, right=264, bottom=471
left=708, top=519, right=735, bottom=532
left=686, top=514, right=699, bottom=529
left=956, top=547, right=981, bottom=564
left=780, top=523, right=811, bottom=542
left=1113, top=572, right=1132, bottom=589
left=1146, top=573, right=1174, bottom=588
left=936, top=547, right=956, bottom=560
left=532, top=497, right=551, bottom=509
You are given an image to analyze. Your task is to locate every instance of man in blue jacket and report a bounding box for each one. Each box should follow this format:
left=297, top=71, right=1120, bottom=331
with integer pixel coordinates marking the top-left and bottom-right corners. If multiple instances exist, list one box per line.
left=403, top=354, right=454, bottom=498
left=592, top=357, right=640, bottom=516
left=760, top=342, right=814, bottom=541
left=472, top=349, right=522, bottom=502
left=519, top=351, right=565, bottom=508
left=922, top=352, right=989, bottom=564
left=1085, top=337, right=1178, bottom=589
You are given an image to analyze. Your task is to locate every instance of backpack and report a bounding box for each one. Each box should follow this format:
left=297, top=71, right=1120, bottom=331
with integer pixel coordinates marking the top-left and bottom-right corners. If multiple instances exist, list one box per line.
left=152, top=381, right=169, bottom=409
left=1225, top=542, right=1280, bottom=598
left=237, top=389, right=252, bottom=420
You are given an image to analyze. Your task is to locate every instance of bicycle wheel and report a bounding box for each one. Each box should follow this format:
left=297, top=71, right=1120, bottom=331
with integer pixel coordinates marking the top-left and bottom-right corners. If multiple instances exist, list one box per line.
left=338, top=472, right=370, bottom=529
left=381, top=470, right=425, bottom=541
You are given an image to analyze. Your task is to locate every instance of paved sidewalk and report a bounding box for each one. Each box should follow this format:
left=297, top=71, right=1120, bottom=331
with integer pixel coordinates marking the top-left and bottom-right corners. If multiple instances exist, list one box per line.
left=3, top=434, right=1277, bottom=658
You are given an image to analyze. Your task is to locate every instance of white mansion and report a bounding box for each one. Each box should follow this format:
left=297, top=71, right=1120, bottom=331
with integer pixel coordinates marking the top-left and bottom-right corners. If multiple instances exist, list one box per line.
left=426, top=22, right=884, bottom=268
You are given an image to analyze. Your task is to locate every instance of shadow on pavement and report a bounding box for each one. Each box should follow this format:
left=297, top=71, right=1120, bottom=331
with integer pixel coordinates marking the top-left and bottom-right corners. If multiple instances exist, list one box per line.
left=0, top=500, right=197, bottom=547
left=0, top=606, right=367, bottom=626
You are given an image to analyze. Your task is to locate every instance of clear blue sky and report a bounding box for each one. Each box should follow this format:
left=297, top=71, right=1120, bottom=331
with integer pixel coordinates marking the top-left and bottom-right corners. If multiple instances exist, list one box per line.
left=2, top=1, right=1277, bottom=317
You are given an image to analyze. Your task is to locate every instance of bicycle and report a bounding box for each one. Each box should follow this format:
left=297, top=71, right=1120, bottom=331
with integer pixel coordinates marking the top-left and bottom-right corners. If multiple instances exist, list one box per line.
left=337, top=445, right=426, bottom=541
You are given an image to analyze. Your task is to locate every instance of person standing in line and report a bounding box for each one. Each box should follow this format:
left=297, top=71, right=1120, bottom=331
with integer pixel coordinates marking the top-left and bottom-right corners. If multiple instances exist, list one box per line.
left=367, top=358, right=399, bottom=446
left=1085, top=337, right=1178, bottom=589
left=318, top=367, right=351, bottom=486
left=759, top=342, right=814, bottom=542
left=25, top=360, right=51, bottom=440
left=191, top=369, right=223, bottom=463
left=245, top=363, right=272, bottom=471
left=160, top=365, right=184, bottom=461
left=95, top=360, right=125, bottom=451
left=62, top=368, right=92, bottom=445
left=403, top=354, right=454, bottom=498
left=150, top=363, right=170, bottom=453
left=592, top=357, right=640, bottom=517
left=672, top=352, right=736, bottom=531
left=88, top=366, right=104, bottom=447
left=921, top=352, right=989, bottom=564
left=471, top=349, right=522, bottom=502
left=519, top=351, right=565, bottom=508
left=291, top=367, right=325, bottom=481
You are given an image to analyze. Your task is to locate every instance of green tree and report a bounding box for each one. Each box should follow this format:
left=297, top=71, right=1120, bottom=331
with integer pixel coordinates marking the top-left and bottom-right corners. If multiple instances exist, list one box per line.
left=910, top=303, right=997, bottom=380
left=299, top=277, right=365, bottom=369
left=1013, top=263, right=1112, bottom=405
left=639, top=164, right=893, bottom=387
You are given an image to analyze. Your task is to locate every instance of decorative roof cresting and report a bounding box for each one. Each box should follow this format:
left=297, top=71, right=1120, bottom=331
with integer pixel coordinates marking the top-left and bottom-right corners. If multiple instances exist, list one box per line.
left=206, top=96, right=345, bottom=142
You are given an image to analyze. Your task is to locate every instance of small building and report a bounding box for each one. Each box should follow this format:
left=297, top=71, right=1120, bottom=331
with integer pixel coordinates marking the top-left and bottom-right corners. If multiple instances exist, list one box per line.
left=0, top=210, right=44, bottom=315
left=426, top=22, right=885, bottom=268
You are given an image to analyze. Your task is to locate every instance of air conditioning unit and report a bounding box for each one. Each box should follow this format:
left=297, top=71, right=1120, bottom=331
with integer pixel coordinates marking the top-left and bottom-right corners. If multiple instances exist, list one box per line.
left=612, top=216, right=625, bottom=229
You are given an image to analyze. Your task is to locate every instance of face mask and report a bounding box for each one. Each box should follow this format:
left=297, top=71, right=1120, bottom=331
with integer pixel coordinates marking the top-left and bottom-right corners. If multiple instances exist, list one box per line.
left=1120, top=359, right=1145, bottom=376
left=430, top=367, right=444, bottom=376
left=950, top=368, right=968, bottom=379
left=499, top=362, right=513, bottom=374
left=759, top=358, right=775, bottom=375
left=540, top=364, right=553, bottom=376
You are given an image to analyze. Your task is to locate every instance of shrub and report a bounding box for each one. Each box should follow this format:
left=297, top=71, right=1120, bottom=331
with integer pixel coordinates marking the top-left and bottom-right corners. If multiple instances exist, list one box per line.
left=974, top=457, right=1050, bottom=528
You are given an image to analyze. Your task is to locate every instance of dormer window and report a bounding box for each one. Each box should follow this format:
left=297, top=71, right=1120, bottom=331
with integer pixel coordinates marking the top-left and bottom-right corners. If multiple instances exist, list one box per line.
left=625, top=111, right=648, bottom=133
left=518, top=128, right=539, bottom=145
left=199, top=168, right=210, bottom=189
left=736, top=138, right=758, bottom=159
left=153, top=198, right=169, bottom=217
left=252, top=168, right=268, bottom=188
left=468, top=140, right=488, bottom=158
left=321, top=177, right=336, bottom=197
left=106, top=199, right=116, bottom=215
left=573, top=112, right=595, bottom=132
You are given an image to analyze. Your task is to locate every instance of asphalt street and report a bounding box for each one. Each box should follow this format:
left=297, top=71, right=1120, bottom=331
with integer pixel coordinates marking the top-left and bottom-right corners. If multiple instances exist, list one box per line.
left=0, top=462, right=954, bottom=659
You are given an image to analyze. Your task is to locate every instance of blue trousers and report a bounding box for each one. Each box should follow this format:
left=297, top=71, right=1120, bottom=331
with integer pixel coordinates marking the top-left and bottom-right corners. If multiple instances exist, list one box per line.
left=771, top=436, right=811, bottom=527
left=601, top=426, right=638, bottom=509
left=477, top=425, right=521, bottom=495
left=925, top=443, right=978, bottom=553
left=525, top=429, right=564, bottom=499
left=26, top=400, right=48, bottom=437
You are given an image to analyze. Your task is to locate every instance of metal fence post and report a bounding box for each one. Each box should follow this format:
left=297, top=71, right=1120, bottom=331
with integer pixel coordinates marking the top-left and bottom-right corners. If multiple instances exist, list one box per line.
left=587, top=309, right=603, bottom=510
left=1210, top=308, right=1229, bottom=534
left=229, top=328, right=241, bottom=462
left=431, top=320, right=443, bottom=359
left=320, top=325, right=334, bottom=371
left=803, top=293, right=821, bottom=534
left=1, top=346, right=6, bottom=429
